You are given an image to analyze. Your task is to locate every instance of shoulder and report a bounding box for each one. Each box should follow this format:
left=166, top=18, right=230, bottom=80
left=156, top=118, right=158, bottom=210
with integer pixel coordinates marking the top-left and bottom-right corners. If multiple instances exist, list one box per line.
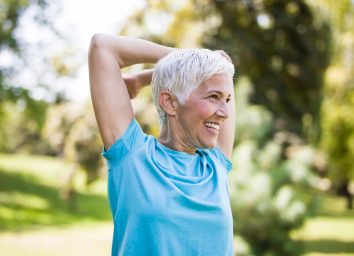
left=200, top=147, right=233, bottom=172
left=102, top=119, right=148, bottom=167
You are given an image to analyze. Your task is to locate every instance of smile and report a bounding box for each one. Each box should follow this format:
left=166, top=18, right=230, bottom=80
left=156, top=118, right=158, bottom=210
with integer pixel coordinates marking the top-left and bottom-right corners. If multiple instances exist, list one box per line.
left=204, top=122, right=220, bottom=131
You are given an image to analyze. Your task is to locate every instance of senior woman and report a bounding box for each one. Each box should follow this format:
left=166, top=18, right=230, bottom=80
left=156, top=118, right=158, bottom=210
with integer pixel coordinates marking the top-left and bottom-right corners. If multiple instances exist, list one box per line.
left=88, top=34, right=235, bottom=256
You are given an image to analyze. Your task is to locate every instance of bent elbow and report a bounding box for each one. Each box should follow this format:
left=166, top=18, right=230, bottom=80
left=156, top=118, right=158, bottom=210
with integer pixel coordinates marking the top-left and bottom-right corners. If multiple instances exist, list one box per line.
left=89, top=33, right=108, bottom=50
left=88, top=33, right=125, bottom=67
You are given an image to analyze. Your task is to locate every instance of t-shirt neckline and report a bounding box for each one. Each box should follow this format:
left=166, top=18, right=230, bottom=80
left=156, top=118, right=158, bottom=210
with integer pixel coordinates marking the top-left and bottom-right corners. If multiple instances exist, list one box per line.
left=155, top=138, right=199, bottom=158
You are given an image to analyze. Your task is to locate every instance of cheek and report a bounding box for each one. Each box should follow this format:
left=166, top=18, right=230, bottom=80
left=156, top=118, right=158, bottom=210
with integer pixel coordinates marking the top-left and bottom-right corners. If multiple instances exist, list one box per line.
left=194, top=102, right=215, bottom=118
left=181, top=100, right=215, bottom=124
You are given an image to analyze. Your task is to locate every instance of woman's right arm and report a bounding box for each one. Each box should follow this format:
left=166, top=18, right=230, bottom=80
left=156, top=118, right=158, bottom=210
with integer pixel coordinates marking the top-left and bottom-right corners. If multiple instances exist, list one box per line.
left=88, top=34, right=173, bottom=149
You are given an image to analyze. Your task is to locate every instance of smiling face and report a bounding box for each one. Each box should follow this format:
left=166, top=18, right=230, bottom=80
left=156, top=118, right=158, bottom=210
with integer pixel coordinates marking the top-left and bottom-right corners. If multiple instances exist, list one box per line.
left=171, top=72, right=234, bottom=151
left=152, top=49, right=235, bottom=125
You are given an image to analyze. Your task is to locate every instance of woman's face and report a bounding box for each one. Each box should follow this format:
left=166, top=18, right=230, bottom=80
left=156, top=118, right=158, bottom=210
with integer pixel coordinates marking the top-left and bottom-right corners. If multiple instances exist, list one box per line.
left=174, top=72, right=233, bottom=150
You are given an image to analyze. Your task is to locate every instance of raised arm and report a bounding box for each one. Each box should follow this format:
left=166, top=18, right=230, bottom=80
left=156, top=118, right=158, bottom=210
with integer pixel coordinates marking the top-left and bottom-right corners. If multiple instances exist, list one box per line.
left=216, top=50, right=235, bottom=159
left=217, top=85, right=235, bottom=159
left=88, top=34, right=173, bottom=149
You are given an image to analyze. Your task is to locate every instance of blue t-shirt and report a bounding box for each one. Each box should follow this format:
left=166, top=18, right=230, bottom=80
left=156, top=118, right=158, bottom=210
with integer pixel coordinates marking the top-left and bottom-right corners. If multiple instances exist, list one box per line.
left=102, top=119, right=234, bottom=256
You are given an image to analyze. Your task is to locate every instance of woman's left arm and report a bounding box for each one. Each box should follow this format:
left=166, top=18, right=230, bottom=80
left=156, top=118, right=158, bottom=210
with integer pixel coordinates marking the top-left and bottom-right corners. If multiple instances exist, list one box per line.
left=123, top=69, right=154, bottom=99
left=216, top=50, right=235, bottom=159
left=217, top=86, right=235, bottom=160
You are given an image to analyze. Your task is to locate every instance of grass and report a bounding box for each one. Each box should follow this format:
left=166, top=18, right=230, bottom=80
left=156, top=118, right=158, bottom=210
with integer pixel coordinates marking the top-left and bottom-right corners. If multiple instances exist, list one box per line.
left=294, top=217, right=354, bottom=255
left=0, top=153, right=111, bottom=232
left=0, top=222, right=112, bottom=256
left=291, top=189, right=354, bottom=256
left=0, top=153, right=353, bottom=255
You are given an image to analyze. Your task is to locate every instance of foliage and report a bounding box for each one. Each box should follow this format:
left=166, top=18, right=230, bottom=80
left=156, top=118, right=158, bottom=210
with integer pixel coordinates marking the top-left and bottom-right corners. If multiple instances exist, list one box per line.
left=63, top=105, right=104, bottom=185
left=0, top=0, right=77, bottom=148
left=230, top=79, right=319, bottom=255
left=43, top=102, right=104, bottom=185
left=1, top=0, right=51, bottom=103
left=0, top=0, right=47, bottom=49
left=322, top=94, right=354, bottom=183
left=0, top=0, right=76, bottom=158
left=204, top=0, right=332, bottom=142
left=43, top=102, right=84, bottom=155
left=0, top=101, right=52, bottom=154
left=313, top=0, right=354, bottom=207
left=122, top=0, right=331, bottom=143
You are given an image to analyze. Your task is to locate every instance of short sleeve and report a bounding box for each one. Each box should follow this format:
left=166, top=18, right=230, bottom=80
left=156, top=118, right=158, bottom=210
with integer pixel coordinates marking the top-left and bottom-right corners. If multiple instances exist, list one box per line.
left=210, top=147, right=233, bottom=172
left=102, top=119, right=146, bottom=169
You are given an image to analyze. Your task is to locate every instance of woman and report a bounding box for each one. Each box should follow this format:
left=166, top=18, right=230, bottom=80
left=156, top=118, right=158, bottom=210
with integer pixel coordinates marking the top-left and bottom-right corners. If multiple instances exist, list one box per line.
left=88, top=34, right=235, bottom=256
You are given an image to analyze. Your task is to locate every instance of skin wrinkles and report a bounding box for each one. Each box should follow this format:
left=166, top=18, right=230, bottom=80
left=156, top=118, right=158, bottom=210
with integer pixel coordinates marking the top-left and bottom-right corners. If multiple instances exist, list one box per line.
left=158, top=72, right=233, bottom=154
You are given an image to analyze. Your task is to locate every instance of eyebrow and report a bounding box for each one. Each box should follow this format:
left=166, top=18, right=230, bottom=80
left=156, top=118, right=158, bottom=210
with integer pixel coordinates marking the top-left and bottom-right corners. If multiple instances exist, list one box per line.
left=206, top=90, right=231, bottom=97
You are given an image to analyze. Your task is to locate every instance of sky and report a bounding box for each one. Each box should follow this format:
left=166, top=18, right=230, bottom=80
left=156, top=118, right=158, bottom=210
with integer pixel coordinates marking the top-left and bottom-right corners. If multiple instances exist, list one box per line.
left=1, top=0, right=169, bottom=102
left=0, top=0, right=144, bottom=102
left=60, top=0, right=144, bottom=101
left=61, top=0, right=143, bottom=47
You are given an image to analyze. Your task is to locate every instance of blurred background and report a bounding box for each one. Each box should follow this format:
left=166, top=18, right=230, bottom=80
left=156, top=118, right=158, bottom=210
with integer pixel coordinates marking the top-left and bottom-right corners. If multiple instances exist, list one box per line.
left=0, top=0, right=353, bottom=255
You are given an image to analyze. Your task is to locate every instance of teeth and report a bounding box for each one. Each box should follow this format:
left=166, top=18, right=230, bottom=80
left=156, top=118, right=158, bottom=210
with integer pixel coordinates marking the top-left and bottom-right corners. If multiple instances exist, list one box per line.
left=204, top=122, right=220, bottom=130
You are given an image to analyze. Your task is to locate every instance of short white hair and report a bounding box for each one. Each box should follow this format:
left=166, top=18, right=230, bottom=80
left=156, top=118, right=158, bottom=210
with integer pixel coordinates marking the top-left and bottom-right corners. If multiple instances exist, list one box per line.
left=152, top=49, right=235, bottom=125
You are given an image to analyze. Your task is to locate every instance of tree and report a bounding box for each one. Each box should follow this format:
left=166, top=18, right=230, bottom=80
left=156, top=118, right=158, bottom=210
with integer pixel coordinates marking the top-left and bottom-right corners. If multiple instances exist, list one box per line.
left=312, top=0, right=354, bottom=209
left=0, top=0, right=78, bottom=154
left=203, top=0, right=331, bottom=142
left=42, top=101, right=104, bottom=210
left=1, top=0, right=53, bottom=104
left=122, top=0, right=331, bottom=143
left=229, top=78, right=317, bottom=255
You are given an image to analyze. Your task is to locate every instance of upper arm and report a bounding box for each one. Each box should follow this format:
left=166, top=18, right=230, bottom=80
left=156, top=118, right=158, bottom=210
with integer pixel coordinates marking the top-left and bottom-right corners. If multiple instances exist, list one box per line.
left=88, top=34, right=134, bottom=149
left=217, top=88, right=235, bottom=159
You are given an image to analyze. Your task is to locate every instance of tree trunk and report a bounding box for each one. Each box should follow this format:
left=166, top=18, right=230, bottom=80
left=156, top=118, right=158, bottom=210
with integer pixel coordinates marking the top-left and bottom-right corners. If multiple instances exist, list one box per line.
left=338, top=180, right=353, bottom=210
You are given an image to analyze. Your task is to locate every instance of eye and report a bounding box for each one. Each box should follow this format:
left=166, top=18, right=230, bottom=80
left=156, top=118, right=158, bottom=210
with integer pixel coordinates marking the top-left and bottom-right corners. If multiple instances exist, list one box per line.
left=209, top=94, right=219, bottom=100
left=226, top=98, right=231, bottom=103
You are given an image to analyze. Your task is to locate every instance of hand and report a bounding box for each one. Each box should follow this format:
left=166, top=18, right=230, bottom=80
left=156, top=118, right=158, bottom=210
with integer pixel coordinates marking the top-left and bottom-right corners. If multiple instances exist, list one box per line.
left=215, top=50, right=232, bottom=63
left=123, top=74, right=141, bottom=99
left=123, top=69, right=154, bottom=99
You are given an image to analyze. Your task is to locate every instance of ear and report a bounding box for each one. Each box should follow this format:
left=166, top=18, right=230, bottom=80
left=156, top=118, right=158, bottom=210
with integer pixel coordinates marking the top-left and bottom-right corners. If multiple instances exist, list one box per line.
left=159, top=90, right=179, bottom=117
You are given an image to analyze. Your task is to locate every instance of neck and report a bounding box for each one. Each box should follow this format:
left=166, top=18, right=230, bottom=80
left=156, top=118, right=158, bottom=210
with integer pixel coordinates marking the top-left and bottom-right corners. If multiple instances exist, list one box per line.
left=158, top=120, right=196, bottom=154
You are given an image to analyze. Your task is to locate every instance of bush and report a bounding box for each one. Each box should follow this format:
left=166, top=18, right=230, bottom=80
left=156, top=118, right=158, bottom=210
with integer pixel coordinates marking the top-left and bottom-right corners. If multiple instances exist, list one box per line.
left=64, top=105, right=104, bottom=185
left=43, top=101, right=104, bottom=185
left=0, top=101, right=52, bottom=154
left=230, top=79, right=317, bottom=255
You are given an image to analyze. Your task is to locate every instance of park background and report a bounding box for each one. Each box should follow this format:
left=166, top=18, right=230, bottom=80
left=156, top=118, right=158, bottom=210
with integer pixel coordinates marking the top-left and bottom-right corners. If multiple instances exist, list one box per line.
left=0, top=0, right=353, bottom=255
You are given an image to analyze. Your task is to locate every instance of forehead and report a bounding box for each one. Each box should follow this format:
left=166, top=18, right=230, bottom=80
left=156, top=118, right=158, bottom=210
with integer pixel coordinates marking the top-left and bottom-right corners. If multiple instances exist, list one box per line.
left=195, top=73, right=233, bottom=95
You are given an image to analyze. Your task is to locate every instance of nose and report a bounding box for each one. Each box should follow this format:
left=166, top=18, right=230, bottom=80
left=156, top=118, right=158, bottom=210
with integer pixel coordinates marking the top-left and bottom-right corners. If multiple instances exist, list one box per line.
left=216, top=101, right=228, bottom=119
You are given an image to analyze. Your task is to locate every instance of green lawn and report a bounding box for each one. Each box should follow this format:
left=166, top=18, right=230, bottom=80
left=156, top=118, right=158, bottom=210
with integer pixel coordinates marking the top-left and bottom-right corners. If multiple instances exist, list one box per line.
left=0, top=153, right=353, bottom=255
left=294, top=217, right=354, bottom=256
left=0, top=153, right=111, bottom=232
left=292, top=190, right=354, bottom=256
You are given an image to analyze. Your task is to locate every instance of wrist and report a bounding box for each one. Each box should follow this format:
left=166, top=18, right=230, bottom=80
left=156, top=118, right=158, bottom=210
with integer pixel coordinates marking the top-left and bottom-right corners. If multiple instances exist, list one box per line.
left=137, top=69, right=154, bottom=87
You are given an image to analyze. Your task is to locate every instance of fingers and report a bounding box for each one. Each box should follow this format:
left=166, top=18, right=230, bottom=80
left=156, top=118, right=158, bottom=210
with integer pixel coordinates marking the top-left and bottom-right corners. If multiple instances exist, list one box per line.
left=215, top=50, right=232, bottom=63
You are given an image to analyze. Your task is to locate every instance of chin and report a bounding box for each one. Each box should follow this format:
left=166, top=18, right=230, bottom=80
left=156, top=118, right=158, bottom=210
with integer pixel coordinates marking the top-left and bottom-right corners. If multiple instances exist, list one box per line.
left=200, top=141, right=217, bottom=149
